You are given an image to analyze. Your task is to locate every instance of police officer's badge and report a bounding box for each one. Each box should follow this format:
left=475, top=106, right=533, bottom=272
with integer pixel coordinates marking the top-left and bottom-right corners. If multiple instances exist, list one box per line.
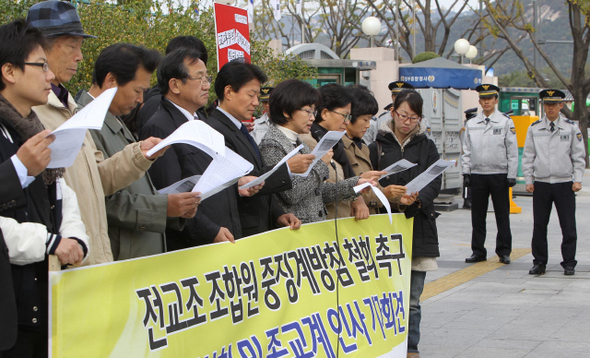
left=510, top=127, right=516, bottom=134
left=577, top=132, right=582, bottom=142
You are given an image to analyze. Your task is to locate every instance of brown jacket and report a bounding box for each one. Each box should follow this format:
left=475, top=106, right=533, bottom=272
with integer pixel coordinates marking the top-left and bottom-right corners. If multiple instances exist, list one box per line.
left=33, top=91, right=153, bottom=265
left=342, top=135, right=382, bottom=214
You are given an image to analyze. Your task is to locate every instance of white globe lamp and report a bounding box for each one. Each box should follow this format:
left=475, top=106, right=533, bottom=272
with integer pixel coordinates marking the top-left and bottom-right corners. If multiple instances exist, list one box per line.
left=362, top=16, right=381, bottom=47
left=466, top=45, right=478, bottom=61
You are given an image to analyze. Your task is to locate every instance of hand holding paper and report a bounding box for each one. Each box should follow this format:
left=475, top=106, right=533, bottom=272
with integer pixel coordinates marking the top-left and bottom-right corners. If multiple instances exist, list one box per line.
left=295, top=131, right=345, bottom=177
left=354, top=182, right=393, bottom=224
left=239, top=144, right=303, bottom=190
left=141, top=137, right=167, bottom=159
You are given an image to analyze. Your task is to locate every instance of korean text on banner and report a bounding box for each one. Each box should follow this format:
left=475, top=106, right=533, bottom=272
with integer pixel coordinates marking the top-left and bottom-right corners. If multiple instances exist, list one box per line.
left=50, top=215, right=413, bottom=358
left=214, top=3, right=251, bottom=71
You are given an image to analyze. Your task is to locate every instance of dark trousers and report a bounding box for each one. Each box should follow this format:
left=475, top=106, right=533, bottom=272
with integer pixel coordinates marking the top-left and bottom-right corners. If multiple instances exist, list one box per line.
left=532, top=181, right=577, bottom=268
left=470, top=174, right=512, bottom=257
left=0, top=326, right=46, bottom=358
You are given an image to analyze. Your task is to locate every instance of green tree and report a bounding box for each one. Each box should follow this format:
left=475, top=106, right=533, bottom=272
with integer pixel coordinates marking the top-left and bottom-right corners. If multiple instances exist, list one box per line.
left=0, top=0, right=316, bottom=100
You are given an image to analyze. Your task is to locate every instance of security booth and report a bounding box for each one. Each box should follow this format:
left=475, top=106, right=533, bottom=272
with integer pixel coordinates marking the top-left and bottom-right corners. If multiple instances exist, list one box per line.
left=499, top=87, right=541, bottom=194
left=285, top=43, right=376, bottom=86
left=399, top=58, right=482, bottom=201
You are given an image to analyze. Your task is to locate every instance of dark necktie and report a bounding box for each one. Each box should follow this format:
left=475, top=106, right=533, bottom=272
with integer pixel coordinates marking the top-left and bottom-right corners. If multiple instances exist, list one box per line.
left=240, top=123, right=261, bottom=159
left=550, top=122, right=555, bottom=132
left=485, top=117, right=490, bottom=125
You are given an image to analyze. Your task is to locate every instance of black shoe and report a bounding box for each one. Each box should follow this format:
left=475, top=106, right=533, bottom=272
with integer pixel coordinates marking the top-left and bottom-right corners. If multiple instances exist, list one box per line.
left=499, top=255, right=511, bottom=264
left=564, top=266, right=575, bottom=276
left=465, top=254, right=486, bottom=263
left=529, top=263, right=546, bottom=275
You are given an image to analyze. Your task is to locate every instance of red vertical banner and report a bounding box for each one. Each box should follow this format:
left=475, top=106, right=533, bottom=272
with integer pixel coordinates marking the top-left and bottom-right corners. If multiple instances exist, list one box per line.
left=214, top=3, right=251, bottom=71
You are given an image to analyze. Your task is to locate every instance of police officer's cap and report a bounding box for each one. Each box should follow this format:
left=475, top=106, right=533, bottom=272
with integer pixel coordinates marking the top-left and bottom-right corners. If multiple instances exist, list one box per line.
left=464, top=107, right=477, bottom=120
left=260, top=87, right=273, bottom=102
left=388, top=81, right=414, bottom=95
left=475, top=84, right=500, bottom=98
left=539, top=89, right=565, bottom=103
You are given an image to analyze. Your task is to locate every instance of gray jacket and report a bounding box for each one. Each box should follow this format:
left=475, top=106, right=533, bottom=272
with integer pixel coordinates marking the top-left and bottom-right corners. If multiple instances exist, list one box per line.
left=79, top=91, right=182, bottom=260
left=259, top=124, right=358, bottom=224
left=522, top=114, right=585, bottom=184
left=462, top=109, right=518, bottom=178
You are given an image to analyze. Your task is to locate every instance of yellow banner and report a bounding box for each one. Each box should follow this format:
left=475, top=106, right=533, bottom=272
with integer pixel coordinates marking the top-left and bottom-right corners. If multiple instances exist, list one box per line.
left=50, top=214, right=413, bottom=357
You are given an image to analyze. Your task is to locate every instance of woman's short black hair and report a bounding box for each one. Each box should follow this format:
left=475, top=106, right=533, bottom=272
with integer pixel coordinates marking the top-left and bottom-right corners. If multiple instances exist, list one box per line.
left=314, top=83, right=353, bottom=123
left=268, top=79, right=320, bottom=126
left=393, top=89, right=423, bottom=118
left=0, top=19, right=46, bottom=91
left=348, top=85, right=378, bottom=124
left=92, top=43, right=161, bottom=88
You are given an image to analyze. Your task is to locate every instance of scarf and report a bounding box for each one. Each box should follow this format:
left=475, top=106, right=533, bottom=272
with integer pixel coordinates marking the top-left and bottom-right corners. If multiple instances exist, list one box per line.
left=0, top=94, right=64, bottom=185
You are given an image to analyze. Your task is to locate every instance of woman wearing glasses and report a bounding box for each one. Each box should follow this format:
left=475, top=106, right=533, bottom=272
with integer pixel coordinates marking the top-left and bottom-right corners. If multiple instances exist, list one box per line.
left=259, top=79, right=374, bottom=224
left=301, top=83, right=383, bottom=220
left=368, top=89, right=441, bottom=358
left=344, top=86, right=416, bottom=213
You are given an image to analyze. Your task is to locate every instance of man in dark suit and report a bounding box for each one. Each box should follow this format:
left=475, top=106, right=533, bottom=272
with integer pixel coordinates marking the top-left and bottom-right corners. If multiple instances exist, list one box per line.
left=140, top=48, right=262, bottom=250
left=207, top=62, right=307, bottom=236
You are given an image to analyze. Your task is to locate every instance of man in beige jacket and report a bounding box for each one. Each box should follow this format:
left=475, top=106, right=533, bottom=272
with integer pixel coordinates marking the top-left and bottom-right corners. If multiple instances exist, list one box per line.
left=27, top=1, right=166, bottom=265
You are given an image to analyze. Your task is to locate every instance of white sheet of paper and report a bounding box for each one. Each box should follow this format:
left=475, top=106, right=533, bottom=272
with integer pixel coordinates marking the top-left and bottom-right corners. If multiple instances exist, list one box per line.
left=239, top=144, right=303, bottom=190
left=47, top=88, right=117, bottom=168
left=146, top=120, right=226, bottom=159
left=354, top=183, right=393, bottom=224
left=294, top=130, right=345, bottom=177
left=192, top=148, right=253, bottom=200
left=379, top=159, right=417, bottom=180
left=157, top=175, right=201, bottom=195
left=405, top=159, right=456, bottom=194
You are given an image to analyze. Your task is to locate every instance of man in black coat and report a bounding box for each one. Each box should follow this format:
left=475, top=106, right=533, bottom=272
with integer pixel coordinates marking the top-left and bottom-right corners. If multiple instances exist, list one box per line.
left=207, top=62, right=306, bottom=236
left=140, top=49, right=262, bottom=250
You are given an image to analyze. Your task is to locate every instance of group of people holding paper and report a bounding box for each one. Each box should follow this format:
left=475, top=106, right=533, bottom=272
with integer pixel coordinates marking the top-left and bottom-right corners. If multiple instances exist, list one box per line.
left=0, top=1, right=449, bottom=357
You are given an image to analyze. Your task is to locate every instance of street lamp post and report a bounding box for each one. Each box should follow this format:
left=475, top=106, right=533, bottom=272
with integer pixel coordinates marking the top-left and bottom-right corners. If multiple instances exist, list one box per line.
left=362, top=16, right=381, bottom=48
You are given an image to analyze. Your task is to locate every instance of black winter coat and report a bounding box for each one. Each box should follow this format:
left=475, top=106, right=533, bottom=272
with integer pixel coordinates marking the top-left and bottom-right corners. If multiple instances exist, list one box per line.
left=369, top=129, right=441, bottom=258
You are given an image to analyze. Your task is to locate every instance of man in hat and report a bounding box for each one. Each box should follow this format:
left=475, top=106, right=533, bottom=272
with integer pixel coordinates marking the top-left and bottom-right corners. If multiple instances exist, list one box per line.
left=27, top=0, right=167, bottom=265
left=462, top=84, right=518, bottom=264
left=251, top=86, right=272, bottom=144
left=523, top=89, right=585, bottom=276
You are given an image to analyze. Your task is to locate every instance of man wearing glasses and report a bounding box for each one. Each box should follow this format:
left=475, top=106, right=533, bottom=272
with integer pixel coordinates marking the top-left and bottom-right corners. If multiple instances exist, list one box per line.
left=462, top=84, right=518, bottom=265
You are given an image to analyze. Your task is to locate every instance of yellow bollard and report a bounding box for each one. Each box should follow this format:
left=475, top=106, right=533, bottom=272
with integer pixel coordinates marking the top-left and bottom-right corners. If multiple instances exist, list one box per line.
left=509, top=187, right=522, bottom=214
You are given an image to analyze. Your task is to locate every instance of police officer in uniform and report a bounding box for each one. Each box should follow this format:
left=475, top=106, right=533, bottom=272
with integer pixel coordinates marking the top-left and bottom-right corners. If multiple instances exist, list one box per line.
left=463, top=84, right=518, bottom=264
left=523, top=89, right=585, bottom=275
left=363, top=81, right=419, bottom=145
left=251, top=86, right=273, bottom=144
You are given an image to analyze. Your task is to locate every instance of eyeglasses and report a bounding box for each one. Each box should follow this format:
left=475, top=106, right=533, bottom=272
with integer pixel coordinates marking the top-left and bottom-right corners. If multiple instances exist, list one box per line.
left=24, top=62, right=50, bottom=72
left=186, top=75, right=213, bottom=85
left=394, top=110, right=422, bottom=123
left=299, top=108, right=317, bottom=117
left=331, top=110, right=352, bottom=122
